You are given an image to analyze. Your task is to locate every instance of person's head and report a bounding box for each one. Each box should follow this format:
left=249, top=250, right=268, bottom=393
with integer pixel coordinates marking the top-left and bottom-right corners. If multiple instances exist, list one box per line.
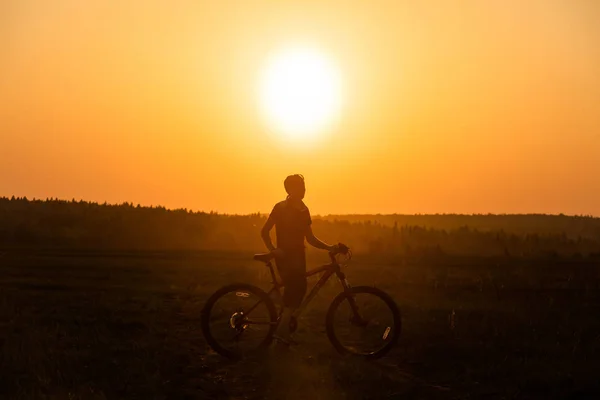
left=284, top=174, right=306, bottom=200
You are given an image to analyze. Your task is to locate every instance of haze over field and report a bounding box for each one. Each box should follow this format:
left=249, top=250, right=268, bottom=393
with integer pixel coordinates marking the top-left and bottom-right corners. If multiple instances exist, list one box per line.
left=2, top=1, right=599, bottom=215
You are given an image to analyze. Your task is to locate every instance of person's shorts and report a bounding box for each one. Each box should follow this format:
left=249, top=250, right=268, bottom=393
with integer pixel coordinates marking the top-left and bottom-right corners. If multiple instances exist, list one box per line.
left=275, top=250, right=307, bottom=308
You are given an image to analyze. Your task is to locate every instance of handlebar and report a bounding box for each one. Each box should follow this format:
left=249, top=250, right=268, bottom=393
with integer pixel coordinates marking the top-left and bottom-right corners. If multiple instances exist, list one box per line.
left=255, top=243, right=351, bottom=265
left=329, top=242, right=352, bottom=264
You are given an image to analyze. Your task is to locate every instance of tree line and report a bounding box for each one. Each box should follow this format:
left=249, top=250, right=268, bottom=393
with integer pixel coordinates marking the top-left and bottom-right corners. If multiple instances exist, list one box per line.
left=1, top=196, right=599, bottom=258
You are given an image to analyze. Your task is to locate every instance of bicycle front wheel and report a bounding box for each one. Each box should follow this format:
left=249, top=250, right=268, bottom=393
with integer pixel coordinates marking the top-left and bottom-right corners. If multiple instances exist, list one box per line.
left=201, top=283, right=278, bottom=359
left=326, top=286, right=401, bottom=359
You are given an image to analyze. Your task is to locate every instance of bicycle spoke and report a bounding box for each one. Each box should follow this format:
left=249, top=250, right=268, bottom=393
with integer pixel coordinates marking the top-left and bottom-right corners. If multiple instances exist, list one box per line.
left=232, top=329, right=244, bottom=341
left=209, top=308, right=230, bottom=322
left=244, top=299, right=264, bottom=316
left=245, top=319, right=276, bottom=325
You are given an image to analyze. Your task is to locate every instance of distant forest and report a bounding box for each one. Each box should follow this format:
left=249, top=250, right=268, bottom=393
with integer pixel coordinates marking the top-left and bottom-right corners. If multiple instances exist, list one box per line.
left=2, top=197, right=600, bottom=258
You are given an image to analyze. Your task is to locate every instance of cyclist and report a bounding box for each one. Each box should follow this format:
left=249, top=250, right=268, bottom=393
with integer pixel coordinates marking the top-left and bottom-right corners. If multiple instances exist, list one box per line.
left=261, top=174, right=346, bottom=345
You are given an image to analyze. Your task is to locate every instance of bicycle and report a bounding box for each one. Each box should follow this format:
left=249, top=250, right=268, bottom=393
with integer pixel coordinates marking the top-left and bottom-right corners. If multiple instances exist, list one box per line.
left=200, top=245, right=401, bottom=360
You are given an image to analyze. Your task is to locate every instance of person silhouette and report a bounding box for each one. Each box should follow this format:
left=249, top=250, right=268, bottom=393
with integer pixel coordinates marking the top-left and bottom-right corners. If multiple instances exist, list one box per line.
left=261, top=174, right=345, bottom=345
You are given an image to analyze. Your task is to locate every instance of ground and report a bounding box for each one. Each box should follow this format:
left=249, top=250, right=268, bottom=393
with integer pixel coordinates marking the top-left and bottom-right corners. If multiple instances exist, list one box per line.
left=1, top=250, right=599, bottom=399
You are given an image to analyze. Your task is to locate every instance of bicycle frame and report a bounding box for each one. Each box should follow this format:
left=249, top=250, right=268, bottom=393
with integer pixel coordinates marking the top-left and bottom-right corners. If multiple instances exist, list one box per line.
left=244, top=253, right=360, bottom=325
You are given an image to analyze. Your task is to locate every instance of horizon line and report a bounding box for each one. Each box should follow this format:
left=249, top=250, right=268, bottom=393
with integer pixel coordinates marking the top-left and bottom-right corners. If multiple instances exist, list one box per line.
left=2, top=195, right=599, bottom=219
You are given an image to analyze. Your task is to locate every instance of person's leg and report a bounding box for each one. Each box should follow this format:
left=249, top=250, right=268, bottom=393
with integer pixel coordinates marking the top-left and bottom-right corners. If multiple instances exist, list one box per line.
left=275, top=252, right=307, bottom=341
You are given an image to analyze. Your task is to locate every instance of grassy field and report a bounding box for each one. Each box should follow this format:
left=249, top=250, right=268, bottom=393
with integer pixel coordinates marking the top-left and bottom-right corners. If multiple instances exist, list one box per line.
left=1, top=249, right=599, bottom=399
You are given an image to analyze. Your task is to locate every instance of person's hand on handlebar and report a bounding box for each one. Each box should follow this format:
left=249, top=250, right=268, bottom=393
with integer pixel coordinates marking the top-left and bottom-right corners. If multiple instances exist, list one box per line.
left=329, top=242, right=350, bottom=254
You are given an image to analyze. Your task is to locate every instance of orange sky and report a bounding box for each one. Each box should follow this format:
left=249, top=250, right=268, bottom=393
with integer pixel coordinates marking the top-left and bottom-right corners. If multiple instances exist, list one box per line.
left=1, top=1, right=599, bottom=215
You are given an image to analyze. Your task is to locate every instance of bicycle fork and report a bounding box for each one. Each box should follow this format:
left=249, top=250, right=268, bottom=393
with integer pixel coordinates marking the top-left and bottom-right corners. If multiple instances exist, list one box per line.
left=337, top=270, right=368, bottom=327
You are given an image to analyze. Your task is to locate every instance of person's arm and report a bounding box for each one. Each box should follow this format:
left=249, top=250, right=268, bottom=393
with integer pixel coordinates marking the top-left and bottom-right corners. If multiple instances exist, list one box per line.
left=261, top=214, right=276, bottom=252
left=305, top=225, right=336, bottom=251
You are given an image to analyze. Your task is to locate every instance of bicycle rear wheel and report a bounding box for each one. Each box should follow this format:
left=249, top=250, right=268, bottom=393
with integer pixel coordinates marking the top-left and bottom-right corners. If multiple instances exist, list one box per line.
left=201, top=283, right=277, bottom=359
left=326, top=286, right=401, bottom=359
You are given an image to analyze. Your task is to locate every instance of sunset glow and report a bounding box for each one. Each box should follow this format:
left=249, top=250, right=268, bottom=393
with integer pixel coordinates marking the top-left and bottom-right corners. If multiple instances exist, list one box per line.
left=1, top=1, right=599, bottom=215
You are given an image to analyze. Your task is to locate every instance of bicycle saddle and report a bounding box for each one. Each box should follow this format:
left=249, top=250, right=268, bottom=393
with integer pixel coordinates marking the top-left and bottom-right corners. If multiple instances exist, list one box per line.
left=253, top=253, right=274, bottom=263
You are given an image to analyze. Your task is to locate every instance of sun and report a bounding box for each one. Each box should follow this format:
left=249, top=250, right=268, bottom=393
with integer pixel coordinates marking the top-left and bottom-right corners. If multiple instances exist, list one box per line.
left=259, top=46, right=342, bottom=142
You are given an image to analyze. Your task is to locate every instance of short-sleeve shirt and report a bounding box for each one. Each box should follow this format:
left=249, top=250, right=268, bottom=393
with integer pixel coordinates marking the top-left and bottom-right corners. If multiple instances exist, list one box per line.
left=269, top=200, right=312, bottom=252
